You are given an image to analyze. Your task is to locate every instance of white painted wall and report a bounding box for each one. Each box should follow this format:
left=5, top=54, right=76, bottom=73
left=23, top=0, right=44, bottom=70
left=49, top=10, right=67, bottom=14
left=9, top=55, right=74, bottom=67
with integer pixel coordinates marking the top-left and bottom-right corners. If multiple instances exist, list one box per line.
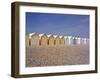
left=0, top=0, right=99, bottom=80
left=64, top=36, right=69, bottom=45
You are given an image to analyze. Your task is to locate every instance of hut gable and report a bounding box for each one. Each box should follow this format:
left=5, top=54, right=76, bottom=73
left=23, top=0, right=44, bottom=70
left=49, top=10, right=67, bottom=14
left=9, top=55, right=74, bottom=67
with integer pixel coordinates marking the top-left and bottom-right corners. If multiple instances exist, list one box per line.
left=40, top=34, right=49, bottom=46
left=30, top=33, right=40, bottom=46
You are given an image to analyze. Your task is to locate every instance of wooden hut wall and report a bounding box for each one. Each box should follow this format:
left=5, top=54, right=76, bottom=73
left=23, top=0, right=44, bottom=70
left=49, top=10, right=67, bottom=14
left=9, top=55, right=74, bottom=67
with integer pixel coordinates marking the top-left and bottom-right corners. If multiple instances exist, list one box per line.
left=55, top=37, right=60, bottom=46
left=48, top=36, right=55, bottom=46
left=31, top=34, right=40, bottom=46
left=60, top=37, right=65, bottom=45
left=41, top=35, right=48, bottom=46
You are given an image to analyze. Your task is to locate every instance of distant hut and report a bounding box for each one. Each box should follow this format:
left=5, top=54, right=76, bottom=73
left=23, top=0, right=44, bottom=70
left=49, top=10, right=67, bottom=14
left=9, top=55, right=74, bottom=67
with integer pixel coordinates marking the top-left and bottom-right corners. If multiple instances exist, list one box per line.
left=48, top=35, right=55, bottom=46
left=67, top=36, right=73, bottom=45
left=80, top=38, right=84, bottom=44
left=60, top=36, right=65, bottom=45
left=54, top=35, right=61, bottom=46
left=71, top=37, right=74, bottom=44
left=83, top=38, right=87, bottom=44
left=64, top=36, right=69, bottom=45
left=30, top=33, right=40, bottom=46
left=41, top=34, right=49, bottom=46
left=25, top=34, right=30, bottom=46
left=76, top=37, right=81, bottom=45
left=82, top=38, right=88, bottom=44
left=72, top=37, right=77, bottom=45
left=86, top=39, right=89, bottom=44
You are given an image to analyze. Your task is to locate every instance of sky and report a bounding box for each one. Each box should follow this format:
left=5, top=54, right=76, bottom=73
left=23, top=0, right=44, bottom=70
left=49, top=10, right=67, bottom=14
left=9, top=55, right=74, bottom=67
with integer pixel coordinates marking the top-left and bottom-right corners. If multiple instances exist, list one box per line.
left=26, top=12, right=89, bottom=38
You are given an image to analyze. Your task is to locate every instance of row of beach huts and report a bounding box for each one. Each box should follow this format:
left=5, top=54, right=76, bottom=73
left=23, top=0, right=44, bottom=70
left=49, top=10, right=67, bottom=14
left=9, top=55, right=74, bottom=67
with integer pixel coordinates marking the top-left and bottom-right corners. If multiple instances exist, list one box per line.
left=26, top=33, right=89, bottom=46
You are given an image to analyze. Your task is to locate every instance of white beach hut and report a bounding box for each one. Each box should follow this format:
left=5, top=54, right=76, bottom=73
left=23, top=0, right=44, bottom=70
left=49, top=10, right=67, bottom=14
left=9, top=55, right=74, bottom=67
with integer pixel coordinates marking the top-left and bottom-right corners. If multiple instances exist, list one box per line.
left=64, top=36, right=68, bottom=45
left=76, top=37, right=81, bottom=45
left=64, top=36, right=73, bottom=45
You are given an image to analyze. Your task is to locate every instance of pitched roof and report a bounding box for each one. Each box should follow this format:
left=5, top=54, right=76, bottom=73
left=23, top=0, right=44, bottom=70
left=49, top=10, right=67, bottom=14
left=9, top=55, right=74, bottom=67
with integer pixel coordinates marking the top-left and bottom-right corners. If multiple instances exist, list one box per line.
left=53, top=35, right=58, bottom=38
left=47, top=34, right=52, bottom=38
left=29, top=32, right=36, bottom=38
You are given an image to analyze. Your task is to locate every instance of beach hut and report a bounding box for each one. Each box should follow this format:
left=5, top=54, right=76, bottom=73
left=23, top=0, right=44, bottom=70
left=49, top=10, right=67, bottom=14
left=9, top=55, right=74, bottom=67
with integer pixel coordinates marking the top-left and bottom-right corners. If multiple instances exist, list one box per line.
left=72, top=37, right=77, bottom=45
left=68, top=37, right=73, bottom=45
left=80, top=38, right=84, bottom=44
left=59, top=36, right=65, bottom=45
left=54, top=35, right=61, bottom=46
left=83, top=38, right=87, bottom=44
left=40, top=34, right=49, bottom=46
left=76, top=37, right=81, bottom=45
left=67, top=36, right=73, bottom=45
left=64, top=36, right=69, bottom=45
left=86, top=39, right=89, bottom=44
left=25, top=34, right=30, bottom=46
left=82, top=38, right=89, bottom=44
left=30, top=33, right=40, bottom=46
left=48, top=35, right=55, bottom=46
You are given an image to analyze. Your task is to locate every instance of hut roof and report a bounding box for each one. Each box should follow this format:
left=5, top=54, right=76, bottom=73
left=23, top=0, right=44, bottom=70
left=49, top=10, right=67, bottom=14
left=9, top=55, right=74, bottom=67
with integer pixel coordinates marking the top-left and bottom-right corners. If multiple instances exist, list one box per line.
left=64, top=36, right=68, bottom=38
left=72, top=37, right=76, bottom=39
left=59, top=35, right=64, bottom=39
left=74, top=37, right=78, bottom=39
left=53, top=35, right=58, bottom=38
left=77, top=37, right=81, bottom=40
left=29, top=33, right=36, bottom=38
left=55, top=35, right=60, bottom=39
left=39, top=33, right=45, bottom=37
left=59, top=36, right=62, bottom=38
left=47, top=34, right=52, bottom=38
left=67, top=36, right=72, bottom=38
left=40, top=34, right=48, bottom=38
left=30, top=33, right=40, bottom=37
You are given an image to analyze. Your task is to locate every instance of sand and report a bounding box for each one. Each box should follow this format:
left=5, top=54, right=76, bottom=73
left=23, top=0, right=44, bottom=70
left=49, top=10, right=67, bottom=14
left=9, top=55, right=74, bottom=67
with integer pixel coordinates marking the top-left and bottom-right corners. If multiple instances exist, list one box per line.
left=26, top=44, right=89, bottom=67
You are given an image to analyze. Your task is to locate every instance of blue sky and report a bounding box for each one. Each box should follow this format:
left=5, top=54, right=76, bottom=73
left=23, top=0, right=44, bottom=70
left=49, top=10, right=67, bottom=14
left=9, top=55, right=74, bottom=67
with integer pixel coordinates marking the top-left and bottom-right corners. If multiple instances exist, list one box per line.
left=26, top=12, right=89, bottom=38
